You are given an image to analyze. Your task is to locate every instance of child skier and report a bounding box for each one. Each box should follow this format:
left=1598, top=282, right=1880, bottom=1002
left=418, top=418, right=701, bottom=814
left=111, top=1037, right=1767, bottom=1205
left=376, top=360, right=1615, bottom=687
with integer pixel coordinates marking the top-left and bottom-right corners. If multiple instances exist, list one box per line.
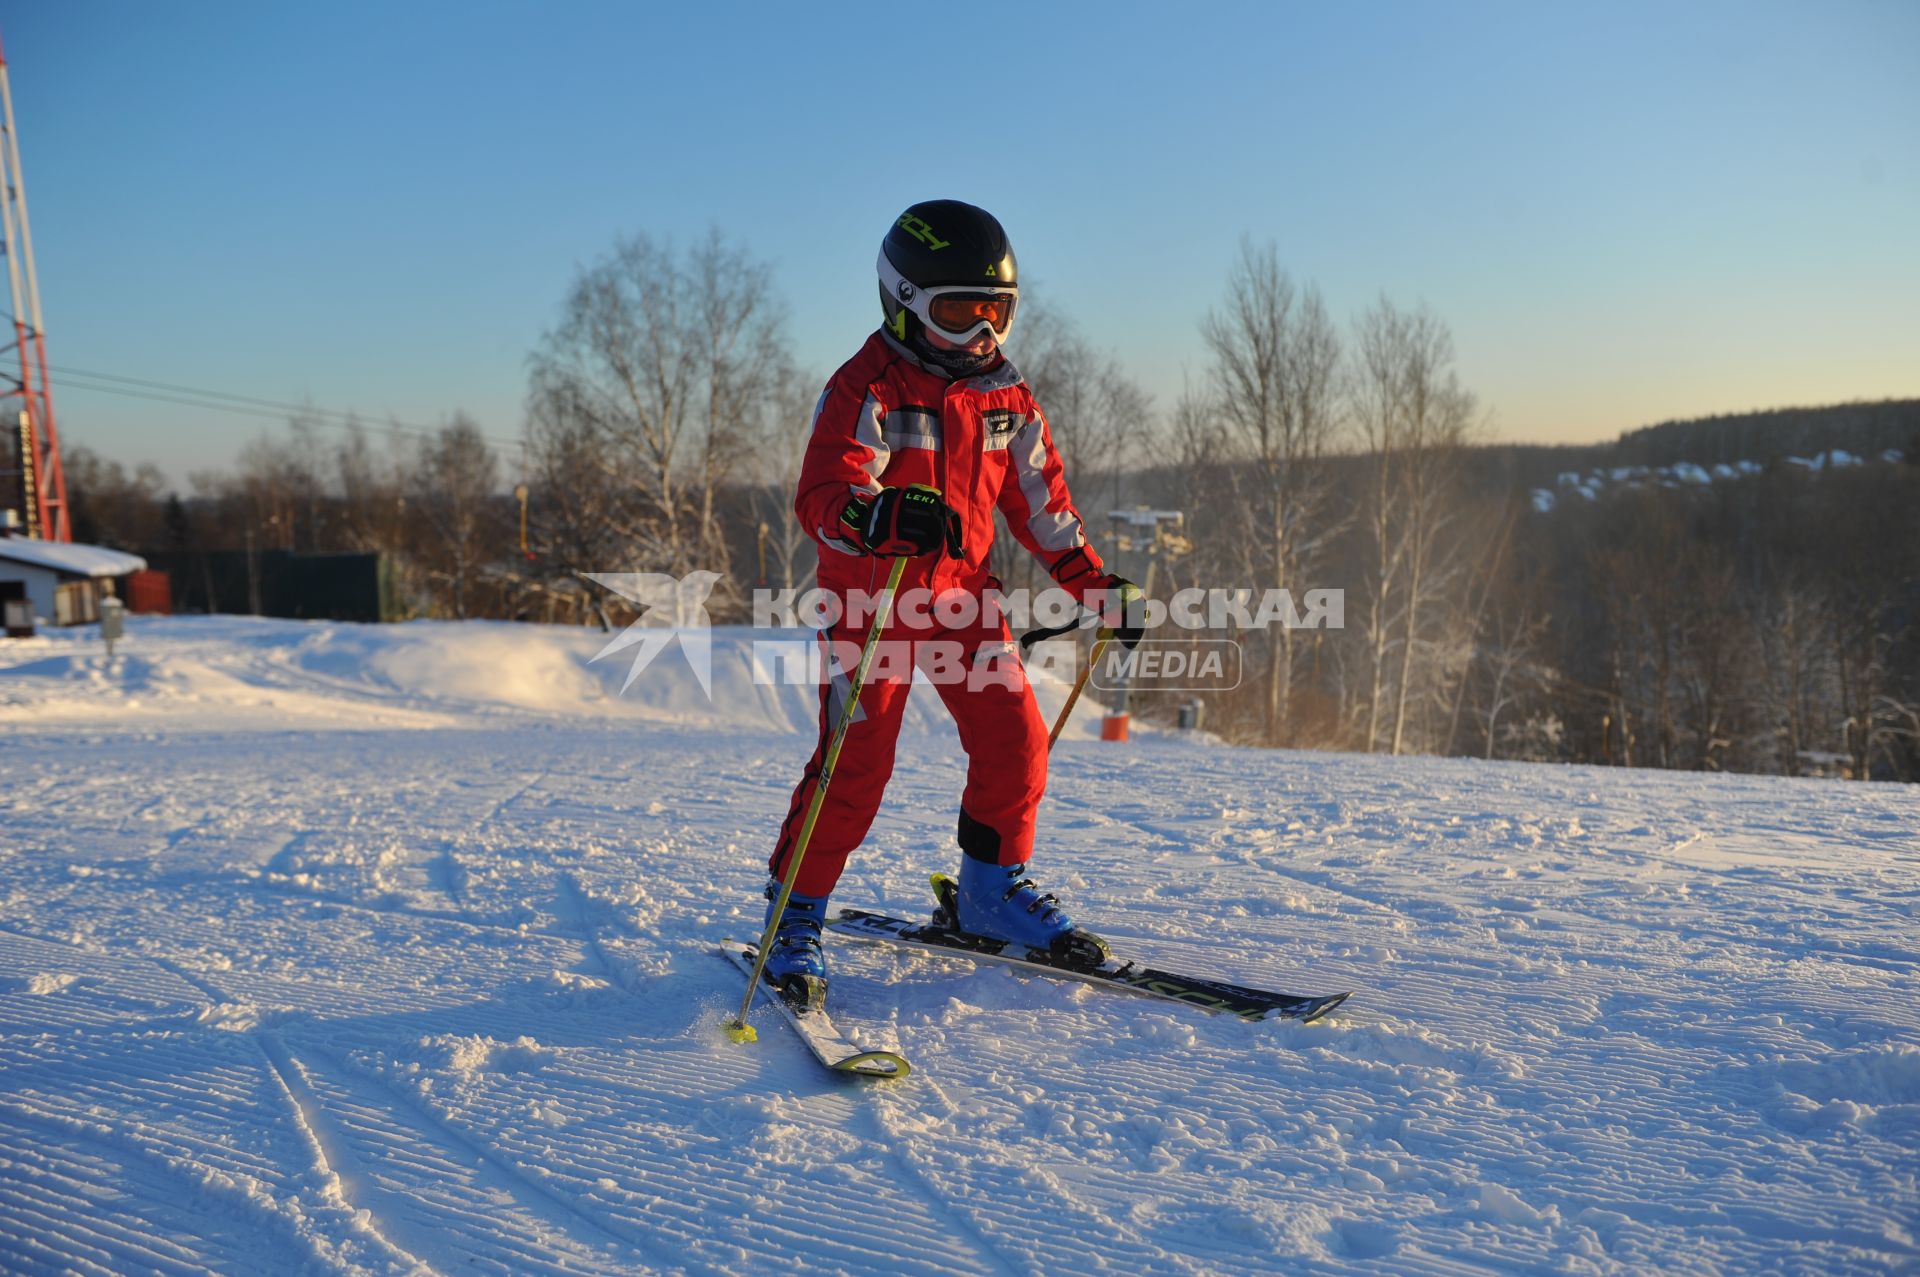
left=763, top=199, right=1142, bottom=1007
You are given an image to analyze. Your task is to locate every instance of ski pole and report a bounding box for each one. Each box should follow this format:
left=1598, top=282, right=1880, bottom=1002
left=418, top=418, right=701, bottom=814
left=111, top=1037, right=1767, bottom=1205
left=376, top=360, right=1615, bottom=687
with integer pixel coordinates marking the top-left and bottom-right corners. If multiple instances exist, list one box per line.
left=1019, top=615, right=1116, bottom=750
left=727, top=550, right=911, bottom=1043
left=1045, top=629, right=1112, bottom=750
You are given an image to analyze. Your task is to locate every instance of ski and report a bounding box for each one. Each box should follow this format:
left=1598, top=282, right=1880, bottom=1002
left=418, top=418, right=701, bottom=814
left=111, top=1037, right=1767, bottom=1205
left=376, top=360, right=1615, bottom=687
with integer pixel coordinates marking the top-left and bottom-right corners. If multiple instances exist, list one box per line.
left=717, top=942, right=911, bottom=1080
left=827, top=906, right=1353, bottom=1024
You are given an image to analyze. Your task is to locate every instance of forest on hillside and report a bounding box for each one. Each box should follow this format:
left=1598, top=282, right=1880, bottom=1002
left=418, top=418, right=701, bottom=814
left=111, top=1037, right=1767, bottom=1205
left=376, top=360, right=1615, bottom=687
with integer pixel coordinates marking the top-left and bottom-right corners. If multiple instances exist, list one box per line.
left=54, top=235, right=1920, bottom=782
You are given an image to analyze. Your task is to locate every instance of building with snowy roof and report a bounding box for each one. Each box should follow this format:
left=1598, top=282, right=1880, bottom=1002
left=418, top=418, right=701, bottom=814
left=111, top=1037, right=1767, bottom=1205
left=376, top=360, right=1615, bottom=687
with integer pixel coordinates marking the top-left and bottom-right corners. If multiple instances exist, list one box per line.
left=0, top=536, right=148, bottom=628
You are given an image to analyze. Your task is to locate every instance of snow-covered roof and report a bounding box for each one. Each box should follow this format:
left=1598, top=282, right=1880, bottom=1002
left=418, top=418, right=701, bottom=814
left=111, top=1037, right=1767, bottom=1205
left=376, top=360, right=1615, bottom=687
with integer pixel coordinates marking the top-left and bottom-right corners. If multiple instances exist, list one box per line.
left=0, top=537, right=147, bottom=578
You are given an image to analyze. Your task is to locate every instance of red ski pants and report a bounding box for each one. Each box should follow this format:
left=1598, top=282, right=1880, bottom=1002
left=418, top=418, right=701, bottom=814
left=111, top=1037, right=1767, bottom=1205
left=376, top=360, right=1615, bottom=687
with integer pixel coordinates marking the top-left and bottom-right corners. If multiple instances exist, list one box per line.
left=768, top=613, right=1048, bottom=898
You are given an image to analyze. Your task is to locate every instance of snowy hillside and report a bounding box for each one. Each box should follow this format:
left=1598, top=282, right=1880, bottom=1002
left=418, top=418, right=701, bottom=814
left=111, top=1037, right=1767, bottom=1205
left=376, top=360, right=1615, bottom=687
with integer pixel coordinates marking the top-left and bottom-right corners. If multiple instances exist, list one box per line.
left=1529, top=446, right=1906, bottom=513
left=2, top=616, right=1916, bottom=1275
left=0, top=616, right=1111, bottom=739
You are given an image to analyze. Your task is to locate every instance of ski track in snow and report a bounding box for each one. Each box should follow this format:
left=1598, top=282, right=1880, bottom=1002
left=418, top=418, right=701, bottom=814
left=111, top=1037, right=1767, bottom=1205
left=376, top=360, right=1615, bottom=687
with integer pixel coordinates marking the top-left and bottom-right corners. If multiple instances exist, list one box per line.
left=1, top=617, right=1917, bottom=1274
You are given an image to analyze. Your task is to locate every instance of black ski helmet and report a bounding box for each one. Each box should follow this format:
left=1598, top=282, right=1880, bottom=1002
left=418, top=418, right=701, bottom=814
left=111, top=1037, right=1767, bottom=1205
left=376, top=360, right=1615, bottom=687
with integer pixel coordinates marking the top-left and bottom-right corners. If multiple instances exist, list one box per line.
left=878, top=200, right=1019, bottom=355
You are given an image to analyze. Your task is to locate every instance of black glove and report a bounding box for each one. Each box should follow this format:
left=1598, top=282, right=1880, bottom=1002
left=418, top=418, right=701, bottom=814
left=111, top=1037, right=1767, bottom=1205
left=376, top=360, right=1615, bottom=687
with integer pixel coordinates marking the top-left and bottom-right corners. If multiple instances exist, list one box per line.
left=1092, top=575, right=1147, bottom=650
left=841, top=484, right=963, bottom=559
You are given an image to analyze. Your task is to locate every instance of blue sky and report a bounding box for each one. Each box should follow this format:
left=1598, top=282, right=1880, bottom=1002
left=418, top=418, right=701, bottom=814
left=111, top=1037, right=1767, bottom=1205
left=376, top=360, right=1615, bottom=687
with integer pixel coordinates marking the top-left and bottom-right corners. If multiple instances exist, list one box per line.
left=6, top=1, right=1916, bottom=482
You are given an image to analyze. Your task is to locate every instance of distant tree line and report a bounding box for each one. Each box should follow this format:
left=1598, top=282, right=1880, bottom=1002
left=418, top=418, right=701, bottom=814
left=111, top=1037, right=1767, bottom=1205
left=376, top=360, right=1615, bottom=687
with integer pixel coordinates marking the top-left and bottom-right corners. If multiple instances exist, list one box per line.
left=59, top=231, right=1920, bottom=781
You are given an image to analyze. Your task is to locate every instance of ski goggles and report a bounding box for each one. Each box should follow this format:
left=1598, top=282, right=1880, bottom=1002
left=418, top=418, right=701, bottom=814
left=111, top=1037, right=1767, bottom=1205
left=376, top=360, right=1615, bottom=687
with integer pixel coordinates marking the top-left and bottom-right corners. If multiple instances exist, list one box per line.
left=879, top=252, right=1019, bottom=345
left=927, top=291, right=1016, bottom=338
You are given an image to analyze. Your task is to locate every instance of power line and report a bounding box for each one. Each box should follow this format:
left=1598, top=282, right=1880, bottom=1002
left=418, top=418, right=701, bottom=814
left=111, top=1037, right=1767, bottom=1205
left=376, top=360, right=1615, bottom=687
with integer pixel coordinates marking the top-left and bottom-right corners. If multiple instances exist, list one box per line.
left=46, top=376, right=433, bottom=433
left=32, top=362, right=526, bottom=453
left=52, top=363, right=443, bottom=430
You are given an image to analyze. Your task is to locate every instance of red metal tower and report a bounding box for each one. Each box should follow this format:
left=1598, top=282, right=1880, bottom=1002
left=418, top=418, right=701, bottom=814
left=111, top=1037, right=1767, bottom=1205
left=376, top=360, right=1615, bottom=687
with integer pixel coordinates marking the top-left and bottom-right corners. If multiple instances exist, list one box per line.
left=0, top=31, right=70, bottom=542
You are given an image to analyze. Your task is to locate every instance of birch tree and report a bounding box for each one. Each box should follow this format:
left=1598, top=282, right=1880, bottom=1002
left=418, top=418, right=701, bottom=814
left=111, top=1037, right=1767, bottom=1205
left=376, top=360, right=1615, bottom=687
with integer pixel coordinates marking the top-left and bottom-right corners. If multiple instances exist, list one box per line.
left=527, top=229, right=792, bottom=615
left=1350, top=297, right=1474, bottom=754
left=1199, top=241, right=1343, bottom=744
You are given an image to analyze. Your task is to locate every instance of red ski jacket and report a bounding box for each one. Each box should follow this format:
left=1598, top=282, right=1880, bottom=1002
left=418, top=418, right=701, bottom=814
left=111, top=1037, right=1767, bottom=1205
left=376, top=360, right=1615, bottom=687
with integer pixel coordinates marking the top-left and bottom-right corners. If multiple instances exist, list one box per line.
left=796, top=330, right=1107, bottom=606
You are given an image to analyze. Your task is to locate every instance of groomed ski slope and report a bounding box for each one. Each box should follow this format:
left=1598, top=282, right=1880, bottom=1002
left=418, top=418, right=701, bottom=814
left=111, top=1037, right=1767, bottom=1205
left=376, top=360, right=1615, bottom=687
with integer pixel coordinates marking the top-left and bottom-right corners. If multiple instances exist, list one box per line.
left=1, top=616, right=1916, bottom=1275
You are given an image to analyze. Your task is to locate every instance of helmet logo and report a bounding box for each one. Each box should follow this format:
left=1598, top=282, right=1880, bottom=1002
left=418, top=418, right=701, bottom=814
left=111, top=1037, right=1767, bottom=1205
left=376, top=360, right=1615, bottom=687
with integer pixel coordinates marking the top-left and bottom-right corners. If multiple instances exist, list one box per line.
left=897, top=280, right=915, bottom=302
left=896, top=213, right=951, bottom=251
left=984, top=265, right=997, bottom=278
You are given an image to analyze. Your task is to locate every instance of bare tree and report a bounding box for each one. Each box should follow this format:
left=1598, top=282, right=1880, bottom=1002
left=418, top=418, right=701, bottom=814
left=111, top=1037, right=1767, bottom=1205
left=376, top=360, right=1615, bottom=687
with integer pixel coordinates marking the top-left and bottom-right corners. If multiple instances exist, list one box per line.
left=410, top=415, right=499, bottom=619
left=1350, top=297, right=1475, bottom=754
left=1442, top=502, right=1521, bottom=754
left=1752, top=577, right=1831, bottom=776
left=285, top=416, right=333, bottom=551
left=1480, top=598, right=1552, bottom=759
left=527, top=228, right=792, bottom=617
left=1013, top=292, right=1155, bottom=515
left=1199, top=241, right=1343, bottom=744
left=1671, top=545, right=1754, bottom=770
left=333, top=418, right=412, bottom=557
left=230, top=433, right=319, bottom=553
left=1814, top=475, right=1920, bottom=780
left=63, top=446, right=170, bottom=548
left=523, top=380, right=652, bottom=628
left=745, top=364, right=823, bottom=596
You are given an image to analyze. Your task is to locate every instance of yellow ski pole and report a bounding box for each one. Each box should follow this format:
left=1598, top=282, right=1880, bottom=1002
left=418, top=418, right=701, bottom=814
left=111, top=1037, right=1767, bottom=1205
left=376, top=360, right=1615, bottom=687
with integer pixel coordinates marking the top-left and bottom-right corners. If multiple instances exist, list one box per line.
left=1046, top=628, right=1113, bottom=751
left=726, top=551, right=911, bottom=1043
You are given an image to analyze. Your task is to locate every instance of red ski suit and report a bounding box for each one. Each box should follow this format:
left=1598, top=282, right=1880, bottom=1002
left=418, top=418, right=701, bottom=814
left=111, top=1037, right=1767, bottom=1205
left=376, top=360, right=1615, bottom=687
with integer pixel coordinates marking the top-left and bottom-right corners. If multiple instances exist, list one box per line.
left=770, top=330, right=1108, bottom=897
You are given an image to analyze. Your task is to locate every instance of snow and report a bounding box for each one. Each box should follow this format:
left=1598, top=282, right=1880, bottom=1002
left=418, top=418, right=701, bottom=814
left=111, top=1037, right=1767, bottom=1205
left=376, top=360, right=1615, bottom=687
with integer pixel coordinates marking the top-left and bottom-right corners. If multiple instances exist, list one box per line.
left=0, top=616, right=1110, bottom=739
left=3, top=615, right=1917, bottom=1274
left=1783, top=451, right=1861, bottom=472
left=0, top=537, right=147, bottom=578
left=1530, top=449, right=1894, bottom=513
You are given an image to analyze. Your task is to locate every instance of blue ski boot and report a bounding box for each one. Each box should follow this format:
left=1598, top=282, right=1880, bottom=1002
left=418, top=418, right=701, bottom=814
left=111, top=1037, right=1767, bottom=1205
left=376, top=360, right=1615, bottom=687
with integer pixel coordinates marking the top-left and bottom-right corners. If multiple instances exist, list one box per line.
left=762, top=880, right=830, bottom=1010
left=934, top=857, right=1111, bottom=971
